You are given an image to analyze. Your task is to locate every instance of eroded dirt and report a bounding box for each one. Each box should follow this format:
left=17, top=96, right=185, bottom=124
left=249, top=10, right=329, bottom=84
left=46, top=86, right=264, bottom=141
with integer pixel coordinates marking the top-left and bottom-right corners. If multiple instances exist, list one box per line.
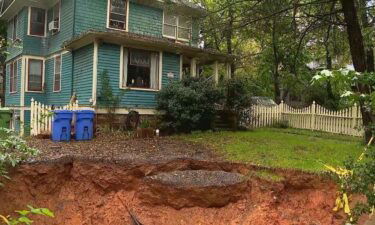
left=0, top=157, right=346, bottom=225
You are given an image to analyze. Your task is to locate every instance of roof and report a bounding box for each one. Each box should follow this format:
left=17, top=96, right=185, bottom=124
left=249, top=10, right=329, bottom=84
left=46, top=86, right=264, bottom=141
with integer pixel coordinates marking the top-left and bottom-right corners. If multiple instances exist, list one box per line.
left=63, top=31, right=234, bottom=64
left=251, top=97, right=277, bottom=106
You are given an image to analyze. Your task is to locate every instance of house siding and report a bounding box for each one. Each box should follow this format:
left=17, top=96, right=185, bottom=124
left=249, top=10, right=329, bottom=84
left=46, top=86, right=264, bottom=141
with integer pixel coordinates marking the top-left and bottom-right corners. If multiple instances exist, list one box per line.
left=5, top=59, right=21, bottom=106
left=162, top=52, right=181, bottom=86
left=46, top=0, right=75, bottom=55
left=128, top=3, right=163, bottom=37
left=74, top=0, right=107, bottom=36
left=45, top=52, right=73, bottom=106
left=73, top=44, right=93, bottom=105
left=6, top=7, right=26, bottom=61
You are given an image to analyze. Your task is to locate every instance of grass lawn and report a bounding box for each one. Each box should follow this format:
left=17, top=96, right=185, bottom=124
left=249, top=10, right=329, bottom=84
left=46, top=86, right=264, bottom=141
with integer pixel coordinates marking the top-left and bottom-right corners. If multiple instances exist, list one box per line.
left=179, top=128, right=364, bottom=172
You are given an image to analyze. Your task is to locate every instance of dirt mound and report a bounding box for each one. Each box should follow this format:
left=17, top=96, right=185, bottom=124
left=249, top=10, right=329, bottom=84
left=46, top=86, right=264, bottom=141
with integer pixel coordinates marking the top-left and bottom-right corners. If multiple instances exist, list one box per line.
left=140, top=170, right=247, bottom=209
left=0, top=158, right=345, bottom=225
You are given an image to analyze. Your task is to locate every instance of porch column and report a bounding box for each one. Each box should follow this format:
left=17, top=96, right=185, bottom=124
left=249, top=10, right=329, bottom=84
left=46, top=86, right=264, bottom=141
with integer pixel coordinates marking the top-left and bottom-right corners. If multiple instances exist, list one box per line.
left=226, top=63, right=232, bottom=79
left=92, top=39, right=99, bottom=106
left=190, top=58, right=197, bottom=77
left=180, top=55, right=183, bottom=80
left=213, top=61, right=219, bottom=85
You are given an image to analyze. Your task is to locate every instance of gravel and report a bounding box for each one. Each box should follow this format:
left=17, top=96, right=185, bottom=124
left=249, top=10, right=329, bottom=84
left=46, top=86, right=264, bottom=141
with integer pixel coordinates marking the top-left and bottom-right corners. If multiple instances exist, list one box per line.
left=146, top=170, right=245, bottom=188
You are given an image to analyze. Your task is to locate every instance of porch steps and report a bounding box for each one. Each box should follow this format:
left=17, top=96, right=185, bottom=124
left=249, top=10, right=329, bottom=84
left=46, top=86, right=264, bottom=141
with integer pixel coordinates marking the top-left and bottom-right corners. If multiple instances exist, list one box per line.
left=213, top=110, right=238, bottom=131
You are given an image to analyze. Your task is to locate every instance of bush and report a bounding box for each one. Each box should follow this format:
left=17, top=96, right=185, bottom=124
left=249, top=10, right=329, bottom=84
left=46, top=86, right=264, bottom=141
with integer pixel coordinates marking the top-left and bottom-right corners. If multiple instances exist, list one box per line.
left=0, top=128, right=39, bottom=186
left=221, top=77, right=253, bottom=127
left=156, top=77, right=223, bottom=133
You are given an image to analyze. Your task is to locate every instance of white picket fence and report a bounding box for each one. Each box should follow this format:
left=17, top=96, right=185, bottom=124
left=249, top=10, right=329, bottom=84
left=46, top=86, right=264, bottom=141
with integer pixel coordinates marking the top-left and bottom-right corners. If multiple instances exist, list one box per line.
left=30, top=98, right=80, bottom=136
left=251, top=101, right=364, bottom=137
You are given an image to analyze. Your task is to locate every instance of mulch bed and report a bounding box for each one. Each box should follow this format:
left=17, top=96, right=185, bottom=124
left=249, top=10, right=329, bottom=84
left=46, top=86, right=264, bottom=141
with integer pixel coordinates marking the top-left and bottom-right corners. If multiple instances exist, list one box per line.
left=27, top=133, right=221, bottom=163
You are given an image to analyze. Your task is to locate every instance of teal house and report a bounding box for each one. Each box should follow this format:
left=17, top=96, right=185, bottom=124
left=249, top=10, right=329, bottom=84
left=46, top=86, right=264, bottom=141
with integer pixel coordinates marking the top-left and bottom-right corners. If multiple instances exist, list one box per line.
left=0, top=0, right=231, bottom=134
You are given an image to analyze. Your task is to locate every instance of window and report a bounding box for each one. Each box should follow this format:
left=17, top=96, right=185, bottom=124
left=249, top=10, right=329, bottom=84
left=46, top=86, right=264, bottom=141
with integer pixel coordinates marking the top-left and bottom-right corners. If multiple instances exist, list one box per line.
left=122, top=48, right=160, bottom=90
left=163, top=14, right=192, bottom=41
left=27, top=59, right=43, bottom=92
left=29, top=7, right=46, bottom=36
left=9, top=60, right=17, bottom=93
left=51, top=2, right=60, bottom=34
left=53, top=55, right=61, bottom=92
left=12, top=14, right=18, bottom=40
left=108, top=0, right=127, bottom=30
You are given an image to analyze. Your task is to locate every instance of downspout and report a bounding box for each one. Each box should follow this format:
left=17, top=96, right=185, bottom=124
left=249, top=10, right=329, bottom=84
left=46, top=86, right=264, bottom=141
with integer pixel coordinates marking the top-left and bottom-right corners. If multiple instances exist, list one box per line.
left=70, top=0, right=76, bottom=99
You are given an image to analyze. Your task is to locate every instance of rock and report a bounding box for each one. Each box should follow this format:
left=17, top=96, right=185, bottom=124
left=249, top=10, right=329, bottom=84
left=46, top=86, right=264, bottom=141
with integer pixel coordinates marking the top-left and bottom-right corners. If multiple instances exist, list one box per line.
left=138, top=170, right=249, bottom=209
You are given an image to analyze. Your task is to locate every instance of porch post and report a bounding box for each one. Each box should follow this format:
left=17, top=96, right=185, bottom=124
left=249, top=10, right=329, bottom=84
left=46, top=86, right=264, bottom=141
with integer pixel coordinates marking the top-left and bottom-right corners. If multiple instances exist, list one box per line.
left=190, top=58, right=197, bottom=77
left=213, top=61, right=219, bottom=85
left=226, top=63, right=232, bottom=79
left=180, top=55, right=183, bottom=80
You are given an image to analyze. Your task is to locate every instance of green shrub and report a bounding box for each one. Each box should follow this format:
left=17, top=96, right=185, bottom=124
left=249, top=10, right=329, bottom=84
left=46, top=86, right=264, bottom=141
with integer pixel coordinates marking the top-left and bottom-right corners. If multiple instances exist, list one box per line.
left=221, top=77, right=253, bottom=127
left=0, top=128, right=39, bottom=186
left=156, top=77, right=223, bottom=133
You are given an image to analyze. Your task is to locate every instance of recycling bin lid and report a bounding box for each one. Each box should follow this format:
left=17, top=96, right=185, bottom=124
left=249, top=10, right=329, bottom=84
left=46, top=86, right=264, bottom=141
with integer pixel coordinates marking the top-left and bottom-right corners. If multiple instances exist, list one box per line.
left=75, top=110, right=95, bottom=114
left=53, top=110, right=74, bottom=114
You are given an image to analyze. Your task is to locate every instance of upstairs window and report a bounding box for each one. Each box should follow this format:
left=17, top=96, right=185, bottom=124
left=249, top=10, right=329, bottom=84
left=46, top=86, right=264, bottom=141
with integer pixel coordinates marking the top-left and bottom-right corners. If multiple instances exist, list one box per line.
left=122, top=48, right=160, bottom=90
left=163, top=14, right=192, bottom=41
left=27, top=59, right=44, bottom=92
left=51, top=1, right=60, bottom=34
left=29, top=7, right=46, bottom=36
left=12, top=14, right=18, bottom=41
left=53, top=55, right=61, bottom=92
left=9, top=60, right=17, bottom=93
left=108, top=0, right=127, bottom=30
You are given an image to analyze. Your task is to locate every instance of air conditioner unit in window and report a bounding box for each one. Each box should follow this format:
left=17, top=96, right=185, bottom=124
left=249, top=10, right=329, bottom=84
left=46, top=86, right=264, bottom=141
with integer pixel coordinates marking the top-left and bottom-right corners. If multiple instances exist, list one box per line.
left=48, top=21, right=59, bottom=32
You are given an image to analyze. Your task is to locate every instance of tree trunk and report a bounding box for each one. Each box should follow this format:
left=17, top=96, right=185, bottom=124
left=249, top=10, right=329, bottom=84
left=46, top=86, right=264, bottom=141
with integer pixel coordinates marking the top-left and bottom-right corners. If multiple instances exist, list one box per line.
left=271, top=19, right=282, bottom=104
left=226, top=4, right=236, bottom=76
left=340, top=0, right=373, bottom=142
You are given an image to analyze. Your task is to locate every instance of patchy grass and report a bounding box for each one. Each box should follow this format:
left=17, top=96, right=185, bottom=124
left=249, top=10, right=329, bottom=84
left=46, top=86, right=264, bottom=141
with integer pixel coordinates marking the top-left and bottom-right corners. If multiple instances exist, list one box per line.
left=249, top=170, right=285, bottom=182
left=179, top=128, right=363, bottom=172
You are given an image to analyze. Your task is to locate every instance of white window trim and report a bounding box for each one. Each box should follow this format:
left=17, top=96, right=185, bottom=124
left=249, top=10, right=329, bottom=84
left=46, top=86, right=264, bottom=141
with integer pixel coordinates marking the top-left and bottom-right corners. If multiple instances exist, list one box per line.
left=51, top=1, right=61, bottom=35
left=12, top=14, right=18, bottom=41
left=9, top=60, right=18, bottom=94
left=53, top=54, right=62, bottom=93
left=106, top=0, right=129, bottom=32
left=27, top=7, right=47, bottom=37
left=25, top=56, right=45, bottom=93
left=162, top=12, right=192, bottom=42
left=119, top=46, right=162, bottom=92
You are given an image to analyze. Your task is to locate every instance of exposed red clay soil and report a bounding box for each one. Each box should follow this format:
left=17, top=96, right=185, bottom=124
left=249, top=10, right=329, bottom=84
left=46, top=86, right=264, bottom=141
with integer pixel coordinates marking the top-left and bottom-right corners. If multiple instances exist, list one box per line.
left=0, top=158, right=347, bottom=225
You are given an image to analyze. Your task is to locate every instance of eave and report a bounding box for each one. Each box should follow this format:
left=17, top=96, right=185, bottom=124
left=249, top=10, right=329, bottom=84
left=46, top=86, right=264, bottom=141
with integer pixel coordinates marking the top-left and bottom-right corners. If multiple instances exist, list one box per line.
left=63, top=31, right=234, bottom=64
left=0, top=0, right=58, bottom=20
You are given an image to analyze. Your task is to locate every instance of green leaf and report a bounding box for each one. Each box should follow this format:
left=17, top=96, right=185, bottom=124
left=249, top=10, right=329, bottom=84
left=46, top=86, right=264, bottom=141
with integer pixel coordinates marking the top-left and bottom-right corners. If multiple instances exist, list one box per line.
left=17, top=216, right=33, bottom=224
left=15, top=210, right=30, bottom=216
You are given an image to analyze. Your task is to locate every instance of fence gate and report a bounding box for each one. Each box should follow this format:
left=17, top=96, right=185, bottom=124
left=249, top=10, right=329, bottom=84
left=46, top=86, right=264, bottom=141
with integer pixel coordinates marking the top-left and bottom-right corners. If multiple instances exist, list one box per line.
left=30, top=98, right=80, bottom=136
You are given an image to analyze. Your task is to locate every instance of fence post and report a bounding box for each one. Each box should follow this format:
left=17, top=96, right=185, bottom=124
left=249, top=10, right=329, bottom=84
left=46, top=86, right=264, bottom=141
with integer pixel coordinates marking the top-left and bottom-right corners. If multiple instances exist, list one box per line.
left=311, top=101, right=316, bottom=131
left=279, top=101, right=284, bottom=122
left=351, top=103, right=358, bottom=136
left=30, top=98, right=34, bottom=136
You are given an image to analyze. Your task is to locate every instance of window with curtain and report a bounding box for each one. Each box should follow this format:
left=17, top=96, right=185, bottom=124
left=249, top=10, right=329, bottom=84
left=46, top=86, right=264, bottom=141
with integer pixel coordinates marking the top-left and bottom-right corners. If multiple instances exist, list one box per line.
left=108, top=0, right=127, bottom=30
left=29, top=7, right=46, bottom=36
left=163, top=13, right=192, bottom=41
left=28, top=59, right=43, bottom=92
left=54, top=55, right=61, bottom=92
left=9, top=60, right=17, bottom=93
left=122, top=48, right=159, bottom=90
left=12, top=14, right=17, bottom=40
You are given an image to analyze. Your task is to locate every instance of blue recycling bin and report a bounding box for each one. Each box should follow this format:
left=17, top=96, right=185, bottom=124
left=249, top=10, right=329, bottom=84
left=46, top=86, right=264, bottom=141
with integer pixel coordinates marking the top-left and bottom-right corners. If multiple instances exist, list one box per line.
left=52, top=110, right=73, bottom=142
left=75, top=110, right=95, bottom=141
